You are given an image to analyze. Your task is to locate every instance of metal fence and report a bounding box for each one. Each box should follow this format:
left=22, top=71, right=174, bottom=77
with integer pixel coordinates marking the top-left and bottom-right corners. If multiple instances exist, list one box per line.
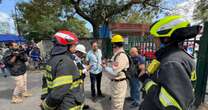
left=125, top=36, right=155, bottom=65
left=125, top=34, right=200, bottom=65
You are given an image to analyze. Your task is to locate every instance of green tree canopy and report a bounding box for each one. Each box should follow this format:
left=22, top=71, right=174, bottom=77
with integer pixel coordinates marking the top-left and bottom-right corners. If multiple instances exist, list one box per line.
left=111, top=10, right=155, bottom=24
left=194, top=0, right=208, bottom=21
left=70, top=0, right=162, bottom=38
left=16, top=0, right=90, bottom=42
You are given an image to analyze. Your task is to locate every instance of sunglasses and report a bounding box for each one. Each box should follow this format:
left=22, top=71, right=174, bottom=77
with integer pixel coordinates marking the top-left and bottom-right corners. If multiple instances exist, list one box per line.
left=112, top=45, right=118, bottom=48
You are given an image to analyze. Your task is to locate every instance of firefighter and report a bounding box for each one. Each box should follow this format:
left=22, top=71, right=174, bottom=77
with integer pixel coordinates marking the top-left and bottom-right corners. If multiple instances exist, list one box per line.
left=41, top=30, right=85, bottom=110
left=139, top=15, right=200, bottom=110
left=102, top=35, right=129, bottom=110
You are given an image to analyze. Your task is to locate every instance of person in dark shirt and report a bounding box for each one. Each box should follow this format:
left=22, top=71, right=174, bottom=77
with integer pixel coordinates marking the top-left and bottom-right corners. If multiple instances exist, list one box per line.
left=128, top=47, right=145, bottom=107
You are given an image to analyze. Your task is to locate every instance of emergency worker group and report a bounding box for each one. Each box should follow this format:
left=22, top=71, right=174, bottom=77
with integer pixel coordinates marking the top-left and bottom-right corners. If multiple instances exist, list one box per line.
left=40, top=15, right=201, bottom=110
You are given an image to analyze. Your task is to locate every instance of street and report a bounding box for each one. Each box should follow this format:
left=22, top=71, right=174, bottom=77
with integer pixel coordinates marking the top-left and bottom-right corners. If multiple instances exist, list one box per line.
left=0, top=70, right=139, bottom=110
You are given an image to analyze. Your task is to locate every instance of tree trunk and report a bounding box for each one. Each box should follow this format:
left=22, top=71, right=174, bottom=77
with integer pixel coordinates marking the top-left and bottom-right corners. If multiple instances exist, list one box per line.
left=92, top=23, right=113, bottom=58
left=93, top=25, right=100, bottom=38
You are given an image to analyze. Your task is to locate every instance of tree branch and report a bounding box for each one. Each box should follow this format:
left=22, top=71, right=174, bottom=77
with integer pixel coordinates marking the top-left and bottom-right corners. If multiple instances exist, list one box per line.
left=106, top=1, right=135, bottom=18
left=71, top=0, right=94, bottom=24
left=144, top=1, right=171, bottom=11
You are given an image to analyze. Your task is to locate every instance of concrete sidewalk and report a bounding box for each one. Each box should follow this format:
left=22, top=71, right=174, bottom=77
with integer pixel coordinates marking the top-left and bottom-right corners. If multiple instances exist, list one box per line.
left=0, top=71, right=139, bottom=110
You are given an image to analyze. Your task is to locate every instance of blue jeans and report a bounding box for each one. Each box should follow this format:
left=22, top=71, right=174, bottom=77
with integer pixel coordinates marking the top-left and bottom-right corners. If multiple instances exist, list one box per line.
left=129, top=76, right=140, bottom=103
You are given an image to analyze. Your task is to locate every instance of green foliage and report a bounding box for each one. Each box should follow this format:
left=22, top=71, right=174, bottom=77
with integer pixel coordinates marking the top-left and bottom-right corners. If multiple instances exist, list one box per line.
left=17, top=0, right=162, bottom=41
left=194, top=0, right=208, bottom=21
left=69, top=0, right=162, bottom=38
left=112, top=11, right=154, bottom=24
left=111, top=0, right=163, bottom=24
left=16, top=0, right=90, bottom=42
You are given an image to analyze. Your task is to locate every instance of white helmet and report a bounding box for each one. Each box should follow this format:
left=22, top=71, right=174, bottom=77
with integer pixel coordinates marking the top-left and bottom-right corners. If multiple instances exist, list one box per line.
left=76, top=44, right=86, bottom=54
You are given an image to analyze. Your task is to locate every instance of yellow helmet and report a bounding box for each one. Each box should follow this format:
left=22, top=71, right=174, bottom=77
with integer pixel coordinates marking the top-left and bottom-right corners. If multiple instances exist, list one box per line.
left=111, top=34, right=124, bottom=43
left=150, top=15, right=190, bottom=38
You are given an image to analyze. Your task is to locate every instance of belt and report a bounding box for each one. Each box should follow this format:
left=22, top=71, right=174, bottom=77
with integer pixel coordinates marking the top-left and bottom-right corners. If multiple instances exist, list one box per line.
left=111, top=78, right=126, bottom=82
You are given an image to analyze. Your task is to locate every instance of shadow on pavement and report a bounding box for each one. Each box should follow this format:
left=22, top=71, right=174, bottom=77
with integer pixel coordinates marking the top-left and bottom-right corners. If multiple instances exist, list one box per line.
left=99, top=95, right=111, bottom=110
left=99, top=96, right=140, bottom=110
left=84, top=90, right=92, bottom=98
left=0, top=88, right=13, bottom=100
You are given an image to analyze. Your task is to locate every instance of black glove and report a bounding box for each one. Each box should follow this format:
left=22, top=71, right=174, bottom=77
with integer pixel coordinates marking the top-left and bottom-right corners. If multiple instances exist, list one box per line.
left=40, top=104, right=44, bottom=110
left=138, top=73, right=149, bottom=83
left=81, top=74, right=86, bottom=80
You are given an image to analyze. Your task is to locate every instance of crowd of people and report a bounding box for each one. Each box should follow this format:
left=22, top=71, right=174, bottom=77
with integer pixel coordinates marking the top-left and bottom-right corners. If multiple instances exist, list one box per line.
left=39, top=15, right=202, bottom=110
left=0, top=15, right=203, bottom=110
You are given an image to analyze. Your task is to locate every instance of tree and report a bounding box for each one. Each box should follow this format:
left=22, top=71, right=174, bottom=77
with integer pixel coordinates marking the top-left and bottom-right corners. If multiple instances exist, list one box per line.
left=68, top=0, right=162, bottom=58
left=70, top=0, right=162, bottom=38
left=16, top=0, right=89, bottom=41
left=194, top=0, right=208, bottom=21
left=112, top=10, right=155, bottom=24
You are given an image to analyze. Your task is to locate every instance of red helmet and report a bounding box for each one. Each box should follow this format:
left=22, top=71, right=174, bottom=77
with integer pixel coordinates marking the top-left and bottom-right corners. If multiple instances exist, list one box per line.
left=53, top=30, right=78, bottom=45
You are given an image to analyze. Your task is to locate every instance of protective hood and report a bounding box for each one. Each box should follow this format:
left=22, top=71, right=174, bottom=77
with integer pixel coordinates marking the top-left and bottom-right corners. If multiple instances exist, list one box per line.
left=50, top=45, right=68, bottom=56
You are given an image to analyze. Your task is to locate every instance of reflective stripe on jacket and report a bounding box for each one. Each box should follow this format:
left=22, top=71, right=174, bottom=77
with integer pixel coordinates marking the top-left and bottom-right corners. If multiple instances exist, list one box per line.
left=140, top=45, right=196, bottom=110
left=41, top=49, right=84, bottom=110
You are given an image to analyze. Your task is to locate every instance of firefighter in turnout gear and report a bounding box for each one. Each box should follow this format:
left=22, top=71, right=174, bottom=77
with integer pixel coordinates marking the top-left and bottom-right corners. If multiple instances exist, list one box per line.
left=41, top=30, right=85, bottom=110
left=139, top=15, right=201, bottom=110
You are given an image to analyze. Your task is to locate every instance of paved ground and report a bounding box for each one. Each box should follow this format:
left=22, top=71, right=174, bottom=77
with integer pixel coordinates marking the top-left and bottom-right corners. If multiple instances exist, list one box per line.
left=0, top=70, right=140, bottom=110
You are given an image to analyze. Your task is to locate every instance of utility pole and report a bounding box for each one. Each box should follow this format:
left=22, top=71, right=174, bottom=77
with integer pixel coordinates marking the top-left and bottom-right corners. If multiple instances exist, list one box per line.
left=195, top=22, right=208, bottom=107
left=14, top=5, right=21, bottom=36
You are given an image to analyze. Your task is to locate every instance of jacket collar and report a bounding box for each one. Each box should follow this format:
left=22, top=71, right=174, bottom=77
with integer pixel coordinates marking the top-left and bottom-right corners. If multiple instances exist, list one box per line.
left=155, top=45, right=180, bottom=61
left=114, top=48, right=125, bottom=55
left=50, top=45, right=68, bottom=56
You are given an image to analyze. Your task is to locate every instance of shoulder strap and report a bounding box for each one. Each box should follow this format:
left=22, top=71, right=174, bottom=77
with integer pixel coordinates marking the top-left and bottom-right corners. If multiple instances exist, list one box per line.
left=114, top=52, right=132, bottom=65
left=114, top=52, right=125, bottom=61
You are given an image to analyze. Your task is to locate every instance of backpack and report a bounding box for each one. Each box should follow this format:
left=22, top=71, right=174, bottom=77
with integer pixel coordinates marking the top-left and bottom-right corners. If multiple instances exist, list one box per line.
left=114, top=52, right=138, bottom=79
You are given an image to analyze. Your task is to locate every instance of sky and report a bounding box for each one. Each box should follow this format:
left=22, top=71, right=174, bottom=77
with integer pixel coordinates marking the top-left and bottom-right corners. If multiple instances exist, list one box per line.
left=0, top=0, right=93, bottom=32
left=0, top=0, right=189, bottom=32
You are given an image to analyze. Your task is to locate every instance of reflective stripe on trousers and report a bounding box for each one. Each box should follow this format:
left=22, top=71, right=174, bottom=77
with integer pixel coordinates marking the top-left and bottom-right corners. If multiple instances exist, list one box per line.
left=69, top=104, right=84, bottom=110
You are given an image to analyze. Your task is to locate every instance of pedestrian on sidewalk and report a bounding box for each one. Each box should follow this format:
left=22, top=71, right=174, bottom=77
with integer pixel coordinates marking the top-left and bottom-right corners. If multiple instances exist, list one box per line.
left=86, top=40, right=104, bottom=102
left=3, top=42, right=32, bottom=104
left=127, top=47, right=145, bottom=107
left=29, top=46, right=41, bottom=69
left=138, top=15, right=200, bottom=110
left=0, top=48, right=7, bottom=77
left=102, top=35, right=129, bottom=110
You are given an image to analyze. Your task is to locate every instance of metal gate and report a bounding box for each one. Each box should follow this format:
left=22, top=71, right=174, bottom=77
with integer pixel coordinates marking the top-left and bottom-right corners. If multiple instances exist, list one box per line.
left=125, top=36, right=156, bottom=65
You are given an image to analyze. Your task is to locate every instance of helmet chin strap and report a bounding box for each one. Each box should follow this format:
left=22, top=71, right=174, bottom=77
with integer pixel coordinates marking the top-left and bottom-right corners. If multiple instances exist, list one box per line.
left=159, top=41, right=179, bottom=50
left=160, top=43, right=166, bottom=48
